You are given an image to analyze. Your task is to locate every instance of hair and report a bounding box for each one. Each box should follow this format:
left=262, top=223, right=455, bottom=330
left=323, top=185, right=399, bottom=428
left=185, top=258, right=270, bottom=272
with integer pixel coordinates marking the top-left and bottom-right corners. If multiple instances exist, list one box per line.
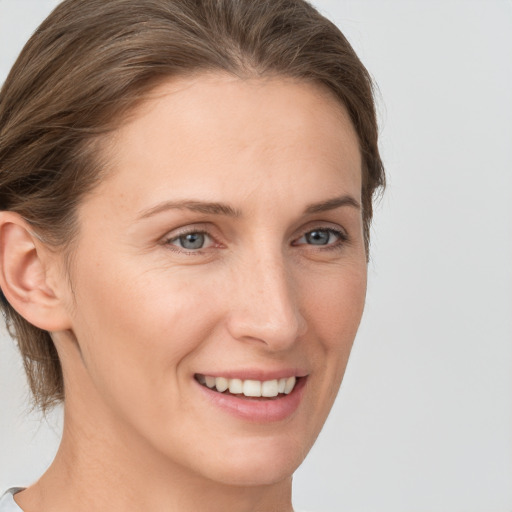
left=0, top=0, right=385, bottom=411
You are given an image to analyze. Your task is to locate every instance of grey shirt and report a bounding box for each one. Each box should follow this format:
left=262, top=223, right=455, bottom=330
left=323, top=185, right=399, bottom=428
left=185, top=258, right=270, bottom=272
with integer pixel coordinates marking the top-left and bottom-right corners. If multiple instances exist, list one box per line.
left=0, top=489, right=23, bottom=512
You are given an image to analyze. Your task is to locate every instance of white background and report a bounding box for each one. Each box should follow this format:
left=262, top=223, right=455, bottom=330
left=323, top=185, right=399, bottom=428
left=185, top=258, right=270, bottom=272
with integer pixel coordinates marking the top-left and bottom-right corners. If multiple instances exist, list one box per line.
left=1, top=1, right=511, bottom=511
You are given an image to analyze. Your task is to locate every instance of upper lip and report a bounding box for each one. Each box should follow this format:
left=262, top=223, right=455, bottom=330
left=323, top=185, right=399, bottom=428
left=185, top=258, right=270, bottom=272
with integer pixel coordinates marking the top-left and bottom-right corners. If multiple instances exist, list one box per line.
left=194, top=369, right=309, bottom=381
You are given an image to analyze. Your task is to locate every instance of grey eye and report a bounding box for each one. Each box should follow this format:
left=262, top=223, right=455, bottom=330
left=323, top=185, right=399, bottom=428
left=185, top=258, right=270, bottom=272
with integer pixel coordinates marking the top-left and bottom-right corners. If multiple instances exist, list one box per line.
left=304, top=229, right=332, bottom=245
left=177, top=232, right=206, bottom=250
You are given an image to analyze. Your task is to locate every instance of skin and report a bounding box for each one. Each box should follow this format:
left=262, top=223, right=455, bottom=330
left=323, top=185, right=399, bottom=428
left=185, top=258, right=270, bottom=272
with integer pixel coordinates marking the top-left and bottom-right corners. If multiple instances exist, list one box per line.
left=9, top=74, right=366, bottom=512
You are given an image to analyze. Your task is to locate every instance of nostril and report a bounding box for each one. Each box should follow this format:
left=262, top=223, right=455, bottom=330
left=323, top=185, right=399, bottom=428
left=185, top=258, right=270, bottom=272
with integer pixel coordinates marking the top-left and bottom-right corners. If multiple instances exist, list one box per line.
left=225, top=303, right=305, bottom=350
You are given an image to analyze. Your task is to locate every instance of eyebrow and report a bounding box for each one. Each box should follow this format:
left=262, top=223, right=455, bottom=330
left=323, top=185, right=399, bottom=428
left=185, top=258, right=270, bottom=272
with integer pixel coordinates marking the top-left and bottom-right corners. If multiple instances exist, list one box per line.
left=137, top=194, right=360, bottom=220
left=304, top=195, right=361, bottom=214
left=137, top=200, right=242, bottom=219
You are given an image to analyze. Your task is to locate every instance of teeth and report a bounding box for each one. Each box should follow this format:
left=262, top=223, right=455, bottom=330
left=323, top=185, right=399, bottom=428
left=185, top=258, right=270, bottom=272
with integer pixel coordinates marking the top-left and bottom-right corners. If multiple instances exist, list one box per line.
left=205, top=376, right=216, bottom=388
left=228, top=378, right=243, bottom=394
left=261, top=379, right=278, bottom=397
left=215, top=377, right=229, bottom=393
left=199, top=375, right=298, bottom=397
left=243, top=380, right=261, bottom=397
left=284, top=376, right=296, bottom=395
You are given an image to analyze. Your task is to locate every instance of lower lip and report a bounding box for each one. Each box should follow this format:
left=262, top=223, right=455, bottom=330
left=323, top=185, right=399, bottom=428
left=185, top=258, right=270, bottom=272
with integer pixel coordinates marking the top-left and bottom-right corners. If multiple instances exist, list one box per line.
left=195, top=377, right=307, bottom=423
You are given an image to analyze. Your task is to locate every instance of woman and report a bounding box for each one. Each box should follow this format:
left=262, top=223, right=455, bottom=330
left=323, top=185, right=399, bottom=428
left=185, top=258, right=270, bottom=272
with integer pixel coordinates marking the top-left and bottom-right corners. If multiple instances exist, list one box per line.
left=0, top=0, right=384, bottom=510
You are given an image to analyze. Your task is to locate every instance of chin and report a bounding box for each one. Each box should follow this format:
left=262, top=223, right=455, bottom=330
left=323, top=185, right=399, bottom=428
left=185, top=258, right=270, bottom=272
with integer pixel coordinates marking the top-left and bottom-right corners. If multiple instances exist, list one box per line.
left=205, top=460, right=298, bottom=488
left=193, top=432, right=312, bottom=488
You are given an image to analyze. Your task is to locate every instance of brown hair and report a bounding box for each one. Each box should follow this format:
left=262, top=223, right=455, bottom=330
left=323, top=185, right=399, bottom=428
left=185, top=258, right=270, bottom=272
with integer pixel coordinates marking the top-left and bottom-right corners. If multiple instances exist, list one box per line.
left=0, top=0, right=385, bottom=411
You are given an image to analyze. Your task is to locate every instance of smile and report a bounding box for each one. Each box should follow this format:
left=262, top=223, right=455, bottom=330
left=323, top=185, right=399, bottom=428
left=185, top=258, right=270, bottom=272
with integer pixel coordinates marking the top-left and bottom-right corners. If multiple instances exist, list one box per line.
left=195, top=374, right=297, bottom=398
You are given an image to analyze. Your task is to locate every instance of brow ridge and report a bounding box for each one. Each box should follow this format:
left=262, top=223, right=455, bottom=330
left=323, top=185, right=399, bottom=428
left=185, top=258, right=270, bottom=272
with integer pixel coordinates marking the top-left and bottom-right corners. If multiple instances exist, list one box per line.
left=138, top=200, right=242, bottom=219
left=138, top=194, right=359, bottom=220
left=304, top=195, right=361, bottom=214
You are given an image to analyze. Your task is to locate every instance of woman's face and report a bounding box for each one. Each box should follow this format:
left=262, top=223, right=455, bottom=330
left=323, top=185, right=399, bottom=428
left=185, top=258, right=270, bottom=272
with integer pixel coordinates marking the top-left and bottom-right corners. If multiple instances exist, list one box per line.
left=58, top=74, right=366, bottom=486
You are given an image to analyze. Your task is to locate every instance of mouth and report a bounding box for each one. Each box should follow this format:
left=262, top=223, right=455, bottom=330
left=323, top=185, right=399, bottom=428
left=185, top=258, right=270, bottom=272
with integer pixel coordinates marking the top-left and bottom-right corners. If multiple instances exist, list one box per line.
left=194, top=374, right=299, bottom=399
left=194, top=372, right=307, bottom=422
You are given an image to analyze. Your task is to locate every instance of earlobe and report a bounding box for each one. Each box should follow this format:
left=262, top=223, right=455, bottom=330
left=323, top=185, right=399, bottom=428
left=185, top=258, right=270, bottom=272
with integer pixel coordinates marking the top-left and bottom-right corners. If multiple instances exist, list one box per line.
left=0, top=212, right=72, bottom=332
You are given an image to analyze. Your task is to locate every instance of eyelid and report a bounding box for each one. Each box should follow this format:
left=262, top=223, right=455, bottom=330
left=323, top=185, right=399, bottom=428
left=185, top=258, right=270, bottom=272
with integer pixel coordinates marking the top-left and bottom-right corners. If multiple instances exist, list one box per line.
left=159, top=222, right=349, bottom=255
left=160, top=223, right=221, bottom=253
left=168, top=230, right=213, bottom=246
left=164, top=227, right=209, bottom=241
left=161, top=222, right=214, bottom=242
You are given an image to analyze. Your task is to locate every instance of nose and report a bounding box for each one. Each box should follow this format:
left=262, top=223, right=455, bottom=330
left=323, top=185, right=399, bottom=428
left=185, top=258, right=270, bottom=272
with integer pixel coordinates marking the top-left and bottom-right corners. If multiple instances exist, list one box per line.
left=225, top=250, right=306, bottom=351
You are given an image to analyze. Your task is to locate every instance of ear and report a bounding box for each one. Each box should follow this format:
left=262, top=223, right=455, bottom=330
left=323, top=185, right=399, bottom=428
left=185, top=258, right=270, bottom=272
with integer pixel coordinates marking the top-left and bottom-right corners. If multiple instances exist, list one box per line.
left=0, top=212, right=72, bottom=332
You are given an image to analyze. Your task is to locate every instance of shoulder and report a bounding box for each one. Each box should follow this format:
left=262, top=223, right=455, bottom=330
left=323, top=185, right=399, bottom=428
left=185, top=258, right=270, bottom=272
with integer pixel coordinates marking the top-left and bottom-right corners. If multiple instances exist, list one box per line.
left=0, top=489, right=24, bottom=512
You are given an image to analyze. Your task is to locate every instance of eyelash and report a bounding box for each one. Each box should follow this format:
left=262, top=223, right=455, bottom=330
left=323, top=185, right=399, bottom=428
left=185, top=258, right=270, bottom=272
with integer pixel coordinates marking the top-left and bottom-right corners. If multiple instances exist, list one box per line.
left=163, top=226, right=349, bottom=255
left=163, top=229, right=216, bottom=255
left=292, top=227, right=349, bottom=251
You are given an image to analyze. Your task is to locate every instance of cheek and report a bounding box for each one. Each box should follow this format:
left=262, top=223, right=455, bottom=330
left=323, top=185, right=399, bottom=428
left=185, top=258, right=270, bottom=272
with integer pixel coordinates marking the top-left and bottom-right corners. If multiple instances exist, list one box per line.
left=303, top=261, right=367, bottom=352
left=300, top=259, right=367, bottom=411
left=67, top=259, right=222, bottom=409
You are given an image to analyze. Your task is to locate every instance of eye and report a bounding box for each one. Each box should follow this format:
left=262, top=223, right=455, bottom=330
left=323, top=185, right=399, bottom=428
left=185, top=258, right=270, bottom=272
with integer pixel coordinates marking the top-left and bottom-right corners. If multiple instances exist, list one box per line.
left=294, top=228, right=347, bottom=248
left=166, top=231, right=213, bottom=251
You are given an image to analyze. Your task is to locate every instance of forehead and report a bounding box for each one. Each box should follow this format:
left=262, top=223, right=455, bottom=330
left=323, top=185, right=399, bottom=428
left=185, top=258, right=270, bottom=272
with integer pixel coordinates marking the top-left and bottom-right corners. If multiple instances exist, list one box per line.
left=93, top=73, right=362, bottom=211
